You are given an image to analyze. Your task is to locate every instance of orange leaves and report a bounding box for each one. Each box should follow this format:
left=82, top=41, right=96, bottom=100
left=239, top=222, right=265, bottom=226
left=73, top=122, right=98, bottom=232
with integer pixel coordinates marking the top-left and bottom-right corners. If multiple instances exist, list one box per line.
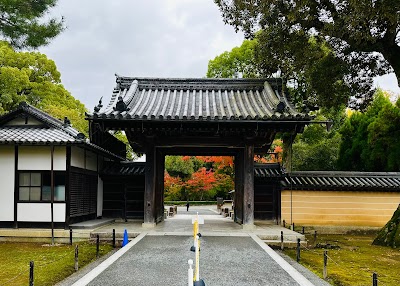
left=195, top=156, right=234, bottom=169
left=186, top=167, right=217, bottom=192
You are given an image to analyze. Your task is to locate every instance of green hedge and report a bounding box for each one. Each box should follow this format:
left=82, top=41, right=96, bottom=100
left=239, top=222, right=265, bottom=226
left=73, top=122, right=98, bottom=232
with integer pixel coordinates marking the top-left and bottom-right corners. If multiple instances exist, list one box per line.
left=164, top=201, right=217, bottom=206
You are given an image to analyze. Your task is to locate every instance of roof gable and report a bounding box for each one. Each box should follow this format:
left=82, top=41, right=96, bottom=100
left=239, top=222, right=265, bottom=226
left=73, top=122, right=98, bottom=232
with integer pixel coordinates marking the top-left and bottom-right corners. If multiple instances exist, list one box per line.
left=4, top=115, right=43, bottom=126
left=0, top=102, right=81, bottom=144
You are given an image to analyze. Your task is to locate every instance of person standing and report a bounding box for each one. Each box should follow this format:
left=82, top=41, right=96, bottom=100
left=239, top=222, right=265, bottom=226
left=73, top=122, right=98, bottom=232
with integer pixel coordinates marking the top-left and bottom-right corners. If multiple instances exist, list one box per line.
left=186, top=201, right=190, bottom=211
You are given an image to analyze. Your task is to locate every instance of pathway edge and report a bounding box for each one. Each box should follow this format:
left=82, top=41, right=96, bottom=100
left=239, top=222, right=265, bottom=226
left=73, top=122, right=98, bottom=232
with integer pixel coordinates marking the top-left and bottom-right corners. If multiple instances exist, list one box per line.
left=250, top=234, right=315, bottom=286
left=71, top=232, right=147, bottom=286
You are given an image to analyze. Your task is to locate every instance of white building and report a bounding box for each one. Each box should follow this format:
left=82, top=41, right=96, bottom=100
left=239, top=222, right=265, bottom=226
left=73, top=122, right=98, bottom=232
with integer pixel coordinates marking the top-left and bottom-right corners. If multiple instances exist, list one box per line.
left=0, top=102, right=124, bottom=228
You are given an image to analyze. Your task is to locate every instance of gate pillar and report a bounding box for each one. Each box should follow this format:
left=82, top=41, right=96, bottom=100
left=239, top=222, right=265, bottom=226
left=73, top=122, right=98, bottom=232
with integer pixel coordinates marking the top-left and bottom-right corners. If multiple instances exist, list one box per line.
left=143, top=137, right=156, bottom=228
left=242, top=141, right=255, bottom=229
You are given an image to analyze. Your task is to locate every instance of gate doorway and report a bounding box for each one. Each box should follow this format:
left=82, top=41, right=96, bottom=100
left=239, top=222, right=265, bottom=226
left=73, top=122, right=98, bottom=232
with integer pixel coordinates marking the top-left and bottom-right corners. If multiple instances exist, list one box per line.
left=89, top=77, right=310, bottom=228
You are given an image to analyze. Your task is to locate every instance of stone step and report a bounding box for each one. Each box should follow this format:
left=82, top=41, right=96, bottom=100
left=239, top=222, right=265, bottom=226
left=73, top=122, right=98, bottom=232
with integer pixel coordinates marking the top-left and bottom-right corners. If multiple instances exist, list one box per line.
left=70, top=218, right=115, bottom=229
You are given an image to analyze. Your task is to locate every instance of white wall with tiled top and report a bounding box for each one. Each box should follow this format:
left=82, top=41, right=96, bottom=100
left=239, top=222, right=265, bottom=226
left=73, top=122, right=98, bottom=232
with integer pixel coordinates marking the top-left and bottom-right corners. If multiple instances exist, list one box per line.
left=0, top=146, right=15, bottom=221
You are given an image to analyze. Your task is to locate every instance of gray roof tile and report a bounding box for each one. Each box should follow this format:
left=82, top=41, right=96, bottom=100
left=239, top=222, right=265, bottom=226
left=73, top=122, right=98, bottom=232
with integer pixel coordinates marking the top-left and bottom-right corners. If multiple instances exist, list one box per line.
left=0, top=127, right=76, bottom=143
left=283, top=171, right=400, bottom=191
left=90, top=77, right=310, bottom=122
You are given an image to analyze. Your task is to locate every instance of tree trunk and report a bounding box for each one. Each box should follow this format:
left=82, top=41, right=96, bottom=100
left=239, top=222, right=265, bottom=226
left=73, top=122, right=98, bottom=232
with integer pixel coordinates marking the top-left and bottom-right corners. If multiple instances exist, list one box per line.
left=382, top=45, right=400, bottom=88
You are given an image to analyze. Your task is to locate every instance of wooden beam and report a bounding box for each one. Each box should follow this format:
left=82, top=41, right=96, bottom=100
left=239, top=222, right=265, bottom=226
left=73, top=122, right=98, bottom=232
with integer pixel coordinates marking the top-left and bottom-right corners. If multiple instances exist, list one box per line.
left=243, top=141, right=255, bottom=229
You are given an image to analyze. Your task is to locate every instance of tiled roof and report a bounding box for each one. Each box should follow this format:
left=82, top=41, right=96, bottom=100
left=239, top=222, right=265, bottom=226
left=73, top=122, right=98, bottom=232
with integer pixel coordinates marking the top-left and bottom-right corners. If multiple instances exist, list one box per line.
left=254, top=163, right=285, bottom=178
left=101, top=161, right=145, bottom=176
left=283, top=171, right=400, bottom=191
left=0, top=102, right=83, bottom=144
left=0, top=102, right=126, bottom=161
left=0, top=127, right=77, bottom=143
left=100, top=162, right=400, bottom=191
left=90, top=77, right=310, bottom=122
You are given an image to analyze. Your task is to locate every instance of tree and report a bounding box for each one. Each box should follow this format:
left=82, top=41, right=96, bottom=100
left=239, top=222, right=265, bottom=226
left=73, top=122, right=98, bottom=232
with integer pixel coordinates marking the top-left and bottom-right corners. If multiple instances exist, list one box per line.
left=0, top=0, right=64, bottom=49
left=0, top=41, right=87, bottom=133
left=165, top=156, right=199, bottom=179
left=214, top=0, right=399, bottom=109
left=186, top=167, right=217, bottom=201
left=338, top=90, right=400, bottom=171
left=207, top=39, right=259, bottom=78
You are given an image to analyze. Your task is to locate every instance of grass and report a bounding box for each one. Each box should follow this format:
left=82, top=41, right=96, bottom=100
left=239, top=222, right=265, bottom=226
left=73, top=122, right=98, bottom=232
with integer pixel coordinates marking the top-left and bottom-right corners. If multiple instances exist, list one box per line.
left=0, top=241, right=114, bottom=286
left=283, top=233, right=400, bottom=286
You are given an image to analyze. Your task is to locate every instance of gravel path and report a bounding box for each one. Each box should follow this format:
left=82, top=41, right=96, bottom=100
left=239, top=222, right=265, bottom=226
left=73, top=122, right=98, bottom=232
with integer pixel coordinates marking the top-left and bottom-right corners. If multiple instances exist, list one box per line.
left=87, top=236, right=303, bottom=286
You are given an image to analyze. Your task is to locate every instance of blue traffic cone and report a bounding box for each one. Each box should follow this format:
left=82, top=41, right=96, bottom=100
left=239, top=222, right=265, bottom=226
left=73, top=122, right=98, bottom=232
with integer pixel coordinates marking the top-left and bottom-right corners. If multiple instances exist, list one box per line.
left=122, top=229, right=129, bottom=247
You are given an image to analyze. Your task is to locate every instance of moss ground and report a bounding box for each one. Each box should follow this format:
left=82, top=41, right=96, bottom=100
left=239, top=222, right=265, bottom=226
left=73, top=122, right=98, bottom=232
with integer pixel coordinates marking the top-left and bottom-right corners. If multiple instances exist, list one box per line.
left=0, top=241, right=114, bottom=285
left=284, top=234, right=400, bottom=286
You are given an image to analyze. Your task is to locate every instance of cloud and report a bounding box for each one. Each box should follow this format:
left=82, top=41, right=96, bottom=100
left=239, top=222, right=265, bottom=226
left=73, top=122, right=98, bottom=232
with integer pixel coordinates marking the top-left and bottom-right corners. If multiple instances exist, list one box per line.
left=39, top=1, right=399, bottom=111
left=39, top=0, right=244, bottom=109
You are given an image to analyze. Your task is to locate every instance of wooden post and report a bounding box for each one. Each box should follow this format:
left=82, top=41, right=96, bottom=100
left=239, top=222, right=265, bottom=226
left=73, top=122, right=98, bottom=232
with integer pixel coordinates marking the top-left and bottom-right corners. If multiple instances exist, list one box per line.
left=242, top=142, right=254, bottom=229
left=69, top=228, right=72, bottom=245
left=96, top=235, right=100, bottom=258
left=296, top=238, right=300, bottom=262
left=323, top=250, right=328, bottom=279
left=50, top=145, right=55, bottom=245
left=280, top=231, right=284, bottom=250
left=234, top=151, right=244, bottom=223
left=143, top=138, right=156, bottom=227
left=29, top=261, right=34, bottom=286
left=314, top=230, right=317, bottom=246
left=372, top=272, right=378, bottom=286
left=74, top=245, right=79, bottom=271
left=155, top=149, right=165, bottom=223
left=112, top=229, right=116, bottom=248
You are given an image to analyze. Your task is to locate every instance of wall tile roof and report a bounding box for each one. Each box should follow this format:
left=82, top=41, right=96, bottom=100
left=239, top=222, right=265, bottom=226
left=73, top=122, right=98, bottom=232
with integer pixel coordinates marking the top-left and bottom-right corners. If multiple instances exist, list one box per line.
left=90, top=77, right=310, bottom=122
left=283, top=171, right=400, bottom=191
left=100, top=162, right=400, bottom=191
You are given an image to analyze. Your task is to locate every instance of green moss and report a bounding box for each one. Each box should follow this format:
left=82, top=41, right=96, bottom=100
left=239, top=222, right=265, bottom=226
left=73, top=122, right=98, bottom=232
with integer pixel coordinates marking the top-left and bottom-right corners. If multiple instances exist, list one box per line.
left=284, top=234, right=400, bottom=286
left=0, top=241, right=114, bottom=285
left=373, top=205, right=400, bottom=248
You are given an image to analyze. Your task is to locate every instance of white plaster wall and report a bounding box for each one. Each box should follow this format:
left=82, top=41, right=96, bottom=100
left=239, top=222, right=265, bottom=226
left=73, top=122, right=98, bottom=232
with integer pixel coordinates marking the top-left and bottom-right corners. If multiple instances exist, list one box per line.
left=19, top=146, right=50, bottom=170
left=18, top=146, right=66, bottom=171
left=97, top=176, right=103, bottom=217
left=0, top=146, right=15, bottom=221
left=71, top=146, right=85, bottom=168
left=53, top=146, right=66, bottom=170
left=17, top=203, right=66, bottom=222
left=86, top=151, right=97, bottom=171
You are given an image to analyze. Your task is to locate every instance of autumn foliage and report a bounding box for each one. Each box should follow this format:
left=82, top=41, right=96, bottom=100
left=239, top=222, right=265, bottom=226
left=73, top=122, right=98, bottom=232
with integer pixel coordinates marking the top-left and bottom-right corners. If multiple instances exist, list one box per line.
left=164, top=156, right=234, bottom=201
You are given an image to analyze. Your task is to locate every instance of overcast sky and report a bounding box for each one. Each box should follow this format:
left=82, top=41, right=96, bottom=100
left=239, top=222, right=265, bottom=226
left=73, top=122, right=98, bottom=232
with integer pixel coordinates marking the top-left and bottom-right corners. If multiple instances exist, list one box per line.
left=39, top=0, right=400, bottom=110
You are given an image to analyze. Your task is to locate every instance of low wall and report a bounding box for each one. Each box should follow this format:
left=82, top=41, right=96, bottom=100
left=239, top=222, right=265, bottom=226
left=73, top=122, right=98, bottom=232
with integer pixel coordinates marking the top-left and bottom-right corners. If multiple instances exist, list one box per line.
left=281, top=190, right=400, bottom=227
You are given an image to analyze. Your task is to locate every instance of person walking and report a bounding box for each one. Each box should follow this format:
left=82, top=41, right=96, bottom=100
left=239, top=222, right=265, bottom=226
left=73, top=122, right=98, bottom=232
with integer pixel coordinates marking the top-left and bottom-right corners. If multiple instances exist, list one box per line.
left=186, top=201, right=190, bottom=212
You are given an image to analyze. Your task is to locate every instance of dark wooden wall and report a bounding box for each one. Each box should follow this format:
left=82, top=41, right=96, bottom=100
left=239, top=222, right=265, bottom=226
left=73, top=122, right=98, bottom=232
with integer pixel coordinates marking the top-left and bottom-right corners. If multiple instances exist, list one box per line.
left=102, top=175, right=145, bottom=220
left=254, top=178, right=281, bottom=223
left=69, top=167, right=98, bottom=223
